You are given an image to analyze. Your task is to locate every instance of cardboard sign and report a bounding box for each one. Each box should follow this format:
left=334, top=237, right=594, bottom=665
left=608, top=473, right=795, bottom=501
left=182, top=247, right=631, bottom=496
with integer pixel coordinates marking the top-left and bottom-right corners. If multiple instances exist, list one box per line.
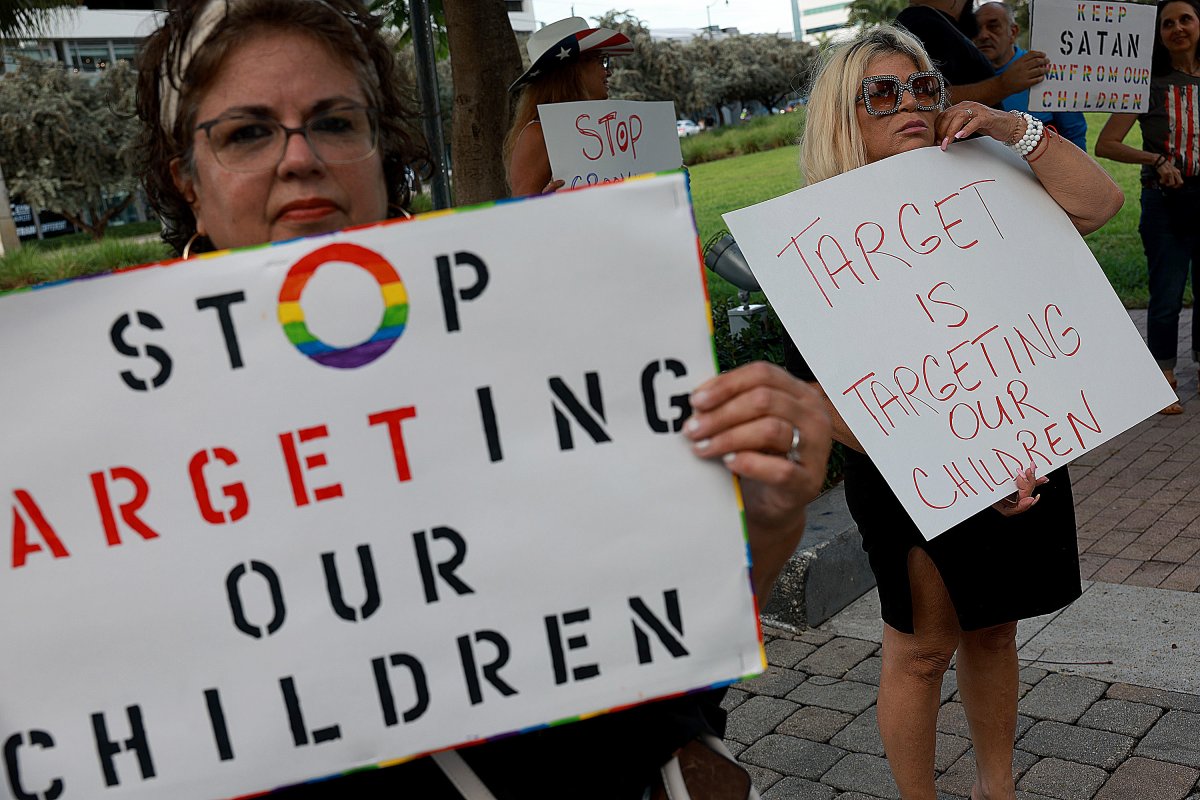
left=0, top=173, right=762, bottom=799
left=539, top=99, right=683, bottom=189
left=724, top=140, right=1173, bottom=539
left=1029, top=0, right=1156, bottom=113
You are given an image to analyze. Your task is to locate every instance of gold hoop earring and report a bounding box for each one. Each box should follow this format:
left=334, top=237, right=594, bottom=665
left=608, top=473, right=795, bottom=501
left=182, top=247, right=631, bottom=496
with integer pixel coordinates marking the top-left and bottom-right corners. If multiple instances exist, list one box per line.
left=182, top=232, right=200, bottom=260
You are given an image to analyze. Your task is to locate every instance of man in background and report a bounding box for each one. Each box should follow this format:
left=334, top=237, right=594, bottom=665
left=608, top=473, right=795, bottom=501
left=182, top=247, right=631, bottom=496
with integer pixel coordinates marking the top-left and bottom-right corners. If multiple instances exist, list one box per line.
left=974, top=1, right=1088, bottom=150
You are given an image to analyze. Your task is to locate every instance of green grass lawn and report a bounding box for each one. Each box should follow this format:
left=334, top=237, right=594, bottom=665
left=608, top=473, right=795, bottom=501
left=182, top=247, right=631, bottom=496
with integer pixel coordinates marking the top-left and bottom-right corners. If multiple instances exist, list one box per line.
left=691, top=112, right=1156, bottom=309
left=0, top=112, right=1158, bottom=304
left=0, top=236, right=172, bottom=293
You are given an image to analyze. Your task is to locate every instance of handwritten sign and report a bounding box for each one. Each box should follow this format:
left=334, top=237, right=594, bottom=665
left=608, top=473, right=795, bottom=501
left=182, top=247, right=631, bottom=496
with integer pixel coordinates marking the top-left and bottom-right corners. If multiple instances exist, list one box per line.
left=724, top=140, right=1173, bottom=539
left=1029, top=0, right=1156, bottom=113
left=539, top=99, right=682, bottom=189
left=0, top=173, right=761, bottom=799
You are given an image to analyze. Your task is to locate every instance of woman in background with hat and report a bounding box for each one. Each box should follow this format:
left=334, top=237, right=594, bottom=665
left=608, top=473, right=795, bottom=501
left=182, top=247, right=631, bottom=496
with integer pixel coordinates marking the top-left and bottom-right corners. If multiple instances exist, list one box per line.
left=504, top=16, right=633, bottom=196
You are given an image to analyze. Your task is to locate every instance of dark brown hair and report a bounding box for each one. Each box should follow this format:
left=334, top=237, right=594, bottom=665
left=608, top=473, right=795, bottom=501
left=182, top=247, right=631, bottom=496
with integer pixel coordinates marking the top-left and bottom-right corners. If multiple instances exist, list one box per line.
left=135, top=0, right=429, bottom=254
left=1152, top=0, right=1200, bottom=76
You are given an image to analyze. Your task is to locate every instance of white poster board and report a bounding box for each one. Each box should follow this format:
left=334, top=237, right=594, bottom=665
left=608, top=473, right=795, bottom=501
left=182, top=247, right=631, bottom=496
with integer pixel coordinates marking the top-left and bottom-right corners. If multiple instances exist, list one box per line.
left=0, top=173, right=761, bottom=799
left=1029, top=0, right=1156, bottom=113
left=539, top=99, right=683, bottom=189
left=724, top=140, right=1173, bottom=539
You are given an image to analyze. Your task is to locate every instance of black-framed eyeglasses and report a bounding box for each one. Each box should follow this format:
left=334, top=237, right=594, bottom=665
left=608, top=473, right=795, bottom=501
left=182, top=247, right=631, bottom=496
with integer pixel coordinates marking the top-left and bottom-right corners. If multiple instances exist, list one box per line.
left=856, top=71, right=946, bottom=116
left=195, top=104, right=379, bottom=173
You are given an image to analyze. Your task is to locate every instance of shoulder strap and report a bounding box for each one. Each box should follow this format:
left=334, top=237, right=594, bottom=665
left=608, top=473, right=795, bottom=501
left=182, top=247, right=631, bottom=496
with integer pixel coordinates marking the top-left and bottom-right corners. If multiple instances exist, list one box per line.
left=431, top=750, right=499, bottom=800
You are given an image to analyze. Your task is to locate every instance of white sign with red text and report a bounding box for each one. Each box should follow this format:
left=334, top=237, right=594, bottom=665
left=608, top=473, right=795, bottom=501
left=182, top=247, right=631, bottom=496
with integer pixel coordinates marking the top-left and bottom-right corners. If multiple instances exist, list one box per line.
left=539, top=99, right=683, bottom=189
left=724, top=139, right=1172, bottom=539
left=1029, top=0, right=1155, bottom=113
left=0, top=173, right=760, bottom=799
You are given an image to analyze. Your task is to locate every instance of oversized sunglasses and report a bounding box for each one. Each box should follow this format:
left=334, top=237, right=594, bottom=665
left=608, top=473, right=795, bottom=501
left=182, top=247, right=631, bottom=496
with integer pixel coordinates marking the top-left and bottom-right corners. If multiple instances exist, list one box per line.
left=856, top=71, right=946, bottom=116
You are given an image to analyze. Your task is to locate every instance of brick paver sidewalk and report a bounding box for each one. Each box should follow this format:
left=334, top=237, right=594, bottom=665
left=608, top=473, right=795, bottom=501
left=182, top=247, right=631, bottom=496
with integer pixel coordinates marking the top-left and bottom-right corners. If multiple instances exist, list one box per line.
left=725, top=310, right=1200, bottom=799
left=1071, top=310, right=1200, bottom=593
left=728, top=627, right=1200, bottom=800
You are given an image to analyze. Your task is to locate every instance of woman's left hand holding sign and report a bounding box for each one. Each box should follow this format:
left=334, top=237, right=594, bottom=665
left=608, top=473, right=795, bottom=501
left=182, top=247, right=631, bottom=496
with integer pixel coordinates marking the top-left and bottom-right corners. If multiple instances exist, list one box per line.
left=686, top=362, right=833, bottom=600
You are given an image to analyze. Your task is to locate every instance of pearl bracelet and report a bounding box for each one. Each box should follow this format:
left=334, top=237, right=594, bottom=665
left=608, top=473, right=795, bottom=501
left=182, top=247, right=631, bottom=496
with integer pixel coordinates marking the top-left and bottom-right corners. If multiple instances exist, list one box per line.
left=1007, top=110, right=1044, bottom=158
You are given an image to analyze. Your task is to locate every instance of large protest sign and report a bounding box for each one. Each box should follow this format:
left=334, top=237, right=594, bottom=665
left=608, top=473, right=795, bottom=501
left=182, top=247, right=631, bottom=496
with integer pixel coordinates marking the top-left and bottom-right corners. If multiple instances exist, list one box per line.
left=0, top=172, right=762, bottom=799
left=1029, top=0, right=1156, bottom=113
left=539, top=99, right=682, bottom=189
left=724, top=140, right=1173, bottom=539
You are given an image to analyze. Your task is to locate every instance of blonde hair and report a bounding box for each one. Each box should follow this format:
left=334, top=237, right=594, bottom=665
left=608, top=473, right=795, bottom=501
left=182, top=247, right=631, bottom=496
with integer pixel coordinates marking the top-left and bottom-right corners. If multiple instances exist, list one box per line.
left=799, top=25, right=939, bottom=185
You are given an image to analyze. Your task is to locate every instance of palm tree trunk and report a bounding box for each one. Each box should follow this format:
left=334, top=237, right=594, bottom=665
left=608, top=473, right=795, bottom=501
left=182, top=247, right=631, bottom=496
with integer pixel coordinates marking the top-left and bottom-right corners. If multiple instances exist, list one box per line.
left=442, top=0, right=523, bottom=205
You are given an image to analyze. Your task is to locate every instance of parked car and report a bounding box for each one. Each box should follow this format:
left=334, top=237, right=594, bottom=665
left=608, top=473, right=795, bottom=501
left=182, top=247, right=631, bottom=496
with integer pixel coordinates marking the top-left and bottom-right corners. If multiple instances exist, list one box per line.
left=676, top=119, right=700, bottom=137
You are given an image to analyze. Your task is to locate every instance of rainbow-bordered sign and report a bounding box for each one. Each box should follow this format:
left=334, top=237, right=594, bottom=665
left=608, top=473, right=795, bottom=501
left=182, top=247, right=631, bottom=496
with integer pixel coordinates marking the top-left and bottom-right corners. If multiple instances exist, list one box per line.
left=277, top=242, right=408, bottom=369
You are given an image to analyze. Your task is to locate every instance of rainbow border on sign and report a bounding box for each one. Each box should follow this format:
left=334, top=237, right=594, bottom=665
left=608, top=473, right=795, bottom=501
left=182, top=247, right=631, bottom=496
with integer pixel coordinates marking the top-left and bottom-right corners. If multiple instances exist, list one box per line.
left=277, top=242, right=408, bottom=369
left=227, top=171, right=763, bottom=799
left=0, top=171, right=763, bottom=798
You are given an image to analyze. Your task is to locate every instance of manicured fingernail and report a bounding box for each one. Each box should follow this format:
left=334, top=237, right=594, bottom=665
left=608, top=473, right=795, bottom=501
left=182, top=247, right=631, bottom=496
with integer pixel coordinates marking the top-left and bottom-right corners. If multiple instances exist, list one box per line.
left=722, top=453, right=736, bottom=465
left=691, top=390, right=710, bottom=407
left=694, top=438, right=711, bottom=452
left=955, top=130, right=968, bottom=139
left=685, top=418, right=702, bottom=434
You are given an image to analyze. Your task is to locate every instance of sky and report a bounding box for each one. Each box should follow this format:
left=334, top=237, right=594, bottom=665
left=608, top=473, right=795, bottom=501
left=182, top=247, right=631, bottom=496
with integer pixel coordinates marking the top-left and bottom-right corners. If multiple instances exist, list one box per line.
left=530, top=0, right=799, bottom=35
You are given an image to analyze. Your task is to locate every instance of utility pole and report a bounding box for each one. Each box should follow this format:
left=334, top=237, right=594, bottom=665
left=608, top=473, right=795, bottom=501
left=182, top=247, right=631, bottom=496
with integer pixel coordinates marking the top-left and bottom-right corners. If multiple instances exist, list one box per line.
left=411, top=0, right=452, bottom=209
left=791, top=0, right=805, bottom=41
left=705, top=0, right=727, bottom=38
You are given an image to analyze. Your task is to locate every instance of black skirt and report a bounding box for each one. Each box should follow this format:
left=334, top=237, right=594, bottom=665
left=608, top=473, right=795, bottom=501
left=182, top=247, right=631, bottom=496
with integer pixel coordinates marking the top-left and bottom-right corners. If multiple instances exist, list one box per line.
left=844, top=451, right=1081, bottom=634
left=784, top=336, right=1081, bottom=634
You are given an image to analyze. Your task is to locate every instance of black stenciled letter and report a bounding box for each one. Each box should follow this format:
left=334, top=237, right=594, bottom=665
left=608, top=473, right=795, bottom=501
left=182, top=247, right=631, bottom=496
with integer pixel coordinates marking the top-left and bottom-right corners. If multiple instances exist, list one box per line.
left=195, top=291, right=247, bottom=369
left=225, top=560, right=286, bottom=638
left=372, top=654, right=430, bottom=725
left=92, top=705, right=155, bottom=787
left=476, top=386, right=504, bottom=462
left=437, top=251, right=489, bottom=333
left=4, top=731, right=64, bottom=800
left=641, top=359, right=691, bottom=434
left=110, top=312, right=172, bottom=391
left=204, top=689, right=235, bottom=762
left=322, top=544, right=381, bottom=622
left=550, top=373, right=611, bottom=450
left=413, top=527, right=474, bottom=603
left=629, top=589, right=689, bottom=664
left=457, top=631, right=518, bottom=705
left=279, top=678, right=341, bottom=747
left=545, top=608, right=600, bottom=685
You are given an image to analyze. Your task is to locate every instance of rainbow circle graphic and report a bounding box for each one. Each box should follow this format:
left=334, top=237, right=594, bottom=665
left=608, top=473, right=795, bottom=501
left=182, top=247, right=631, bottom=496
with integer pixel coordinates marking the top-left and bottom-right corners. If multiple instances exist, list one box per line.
left=278, top=242, right=408, bottom=369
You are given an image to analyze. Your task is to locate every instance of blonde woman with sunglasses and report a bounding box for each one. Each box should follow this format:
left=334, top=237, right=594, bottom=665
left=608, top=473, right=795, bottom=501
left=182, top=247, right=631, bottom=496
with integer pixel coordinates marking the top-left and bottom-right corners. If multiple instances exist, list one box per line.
left=792, top=26, right=1122, bottom=800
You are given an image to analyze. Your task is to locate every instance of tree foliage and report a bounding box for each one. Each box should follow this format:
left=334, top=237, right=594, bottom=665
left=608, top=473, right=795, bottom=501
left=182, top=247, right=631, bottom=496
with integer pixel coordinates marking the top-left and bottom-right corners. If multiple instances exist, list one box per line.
left=846, top=0, right=907, bottom=30
left=594, top=11, right=816, bottom=120
left=0, top=0, right=76, bottom=39
left=368, top=0, right=450, bottom=59
left=0, top=61, right=139, bottom=239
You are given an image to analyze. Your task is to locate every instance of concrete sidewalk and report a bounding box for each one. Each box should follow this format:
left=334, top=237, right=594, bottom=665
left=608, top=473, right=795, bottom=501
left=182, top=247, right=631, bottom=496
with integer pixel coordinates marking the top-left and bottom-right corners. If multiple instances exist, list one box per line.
left=725, top=310, right=1200, bottom=799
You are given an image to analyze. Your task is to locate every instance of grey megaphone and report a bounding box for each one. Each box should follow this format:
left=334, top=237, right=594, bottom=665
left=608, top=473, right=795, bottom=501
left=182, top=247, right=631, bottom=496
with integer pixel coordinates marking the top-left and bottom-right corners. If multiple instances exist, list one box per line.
left=703, top=233, right=759, bottom=293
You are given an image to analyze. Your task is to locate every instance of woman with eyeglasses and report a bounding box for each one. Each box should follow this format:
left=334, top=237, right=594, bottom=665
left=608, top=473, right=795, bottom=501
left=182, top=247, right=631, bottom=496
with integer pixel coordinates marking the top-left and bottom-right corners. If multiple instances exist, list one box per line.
left=793, top=26, right=1121, bottom=800
left=133, top=1, right=831, bottom=797
left=504, top=16, right=631, bottom=196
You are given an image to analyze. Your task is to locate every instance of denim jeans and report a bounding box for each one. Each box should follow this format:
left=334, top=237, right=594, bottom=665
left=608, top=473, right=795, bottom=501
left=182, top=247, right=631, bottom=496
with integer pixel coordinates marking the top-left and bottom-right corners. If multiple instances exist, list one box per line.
left=1140, top=183, right=1200, bottom=368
